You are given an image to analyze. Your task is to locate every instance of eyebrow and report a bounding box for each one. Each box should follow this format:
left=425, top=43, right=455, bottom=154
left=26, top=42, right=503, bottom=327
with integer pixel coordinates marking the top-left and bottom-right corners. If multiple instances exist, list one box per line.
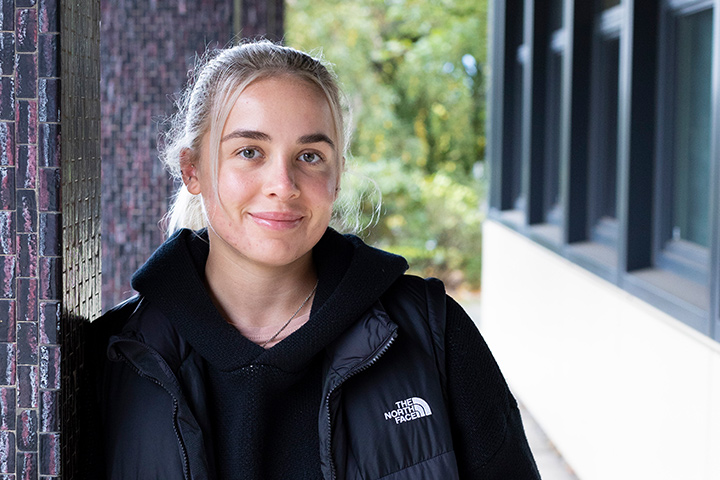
left=298, top=133, right=336, bottom=150
left=221, top=129, right=270, bottom=143
left=221, top=129, right=336, bottom=150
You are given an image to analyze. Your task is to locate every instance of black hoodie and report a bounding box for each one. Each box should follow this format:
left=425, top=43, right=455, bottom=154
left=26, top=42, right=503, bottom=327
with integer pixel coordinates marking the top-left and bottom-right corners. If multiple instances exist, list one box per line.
left=94, top=228, right=539, bottom=479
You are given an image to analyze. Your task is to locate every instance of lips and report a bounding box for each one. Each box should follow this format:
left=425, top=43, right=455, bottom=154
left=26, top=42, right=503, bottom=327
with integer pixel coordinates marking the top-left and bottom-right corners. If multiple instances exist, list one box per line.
left=249, top=211, right=304, bottom=230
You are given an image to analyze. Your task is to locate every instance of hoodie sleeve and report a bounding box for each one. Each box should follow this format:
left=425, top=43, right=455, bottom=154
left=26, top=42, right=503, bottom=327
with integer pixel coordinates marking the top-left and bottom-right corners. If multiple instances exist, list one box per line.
left=444, top=296, right=541, bottom=479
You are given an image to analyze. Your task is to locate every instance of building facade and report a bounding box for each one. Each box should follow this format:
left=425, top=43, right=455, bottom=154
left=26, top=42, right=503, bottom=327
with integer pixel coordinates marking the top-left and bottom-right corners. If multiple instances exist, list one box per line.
left=484, top=0, right=720, bottom=478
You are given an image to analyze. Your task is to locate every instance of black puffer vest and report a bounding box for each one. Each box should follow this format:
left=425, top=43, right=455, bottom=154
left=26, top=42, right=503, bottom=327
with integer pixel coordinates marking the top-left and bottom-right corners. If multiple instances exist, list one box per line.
left=103, top=276, right=459, bottom=480
left=319, top=277, right=458, bottom=479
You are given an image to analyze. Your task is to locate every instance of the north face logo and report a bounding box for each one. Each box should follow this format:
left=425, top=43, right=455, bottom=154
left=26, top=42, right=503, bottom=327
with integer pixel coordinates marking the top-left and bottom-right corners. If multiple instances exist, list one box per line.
left=383, top=397, right=433, bottom=424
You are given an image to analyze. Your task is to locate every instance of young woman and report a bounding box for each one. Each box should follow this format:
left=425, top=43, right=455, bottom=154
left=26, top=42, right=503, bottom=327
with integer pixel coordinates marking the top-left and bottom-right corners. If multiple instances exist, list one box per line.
left=95, top=41, right=540, bottom=480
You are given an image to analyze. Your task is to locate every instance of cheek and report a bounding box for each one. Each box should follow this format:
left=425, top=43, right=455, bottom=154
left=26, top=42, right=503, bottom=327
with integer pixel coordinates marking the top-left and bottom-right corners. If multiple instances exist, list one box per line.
left=317, top=175, right=339, bottom=205
left=216, top=170, right=256, bottom=201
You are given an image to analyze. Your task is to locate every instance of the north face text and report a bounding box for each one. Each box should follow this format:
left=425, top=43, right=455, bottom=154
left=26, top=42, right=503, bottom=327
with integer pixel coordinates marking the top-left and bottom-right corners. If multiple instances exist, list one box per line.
left=383, top=397, right=433, bottom=424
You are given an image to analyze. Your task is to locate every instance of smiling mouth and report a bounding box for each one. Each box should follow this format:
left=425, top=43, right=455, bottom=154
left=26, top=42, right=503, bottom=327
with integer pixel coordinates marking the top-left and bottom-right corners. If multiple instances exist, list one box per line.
left=249, top=212, right=304, bottom=230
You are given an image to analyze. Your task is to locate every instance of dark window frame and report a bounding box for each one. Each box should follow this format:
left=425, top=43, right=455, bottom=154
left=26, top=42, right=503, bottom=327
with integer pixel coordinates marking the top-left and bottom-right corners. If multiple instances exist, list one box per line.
left=654, top=0, right=714, bottom=287
left=586, top=4, right=623, bottom=255
left=488, top=0, right=720, bottom=340
left=542, top=11, right=567, bottom=229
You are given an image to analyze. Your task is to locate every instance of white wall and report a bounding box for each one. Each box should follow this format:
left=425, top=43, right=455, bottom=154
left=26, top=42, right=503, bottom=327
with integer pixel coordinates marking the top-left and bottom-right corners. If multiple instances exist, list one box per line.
left=480, top=220, right=720, bottom=480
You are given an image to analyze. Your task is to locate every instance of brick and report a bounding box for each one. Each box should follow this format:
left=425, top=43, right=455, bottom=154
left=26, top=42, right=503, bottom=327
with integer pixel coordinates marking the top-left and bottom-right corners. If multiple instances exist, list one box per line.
left=38, top=346, right=59, bottom=390
left=0, top=344, right=16, bottom=386
left=14, top=55, right=36, bottom=100
left=0, top=212, right=14, bottom=255
left=38, top=214, right=59, bottom=257
left=38, top=34, right=59, bottom=78
left=0, top=301, right=14, bottom=342
left=38, top=0, right=58, bottom=33
left=0, top=1, right=13, bottom=31
left=17, top=233, right=38, bottom=277
left=0, top=34, right=12, bottom=76
left=0, top=389, right=14, bottom=431
left=38, top=303, right=58, bottom=345
left=15, top=101, right=37, bottom=145
left=37, top=170, right=58, bottom=212
left=16, top=366, right=37, bottom=409
left=16, top=234, right=37, bottom=278
left=15, top=191, right=36, bottom=234
left=0, top=431, right=14, bottom=473
left=0, top=168, right=13, bottom=210
left=0, top=122, right=14, bottom=166
left=16, top=411, right=37, bottom=452
left=16, top=324, right=37, bottom=366
left=38, top=391, right=56, bottom=432
left=38, top=124, right=59, bottom=168
left=38, top=434, right=58, bottom=475
left=16, top=145, right=36, bottom=190
left=15, top=10, right=37, bottom=54
left=0, top=257, right=14, bottom=299
left=15, top=451, right=36, bottom=479
left=0, top=78, right=13, bottom=122
left=38, top=257, right=59, bottom=300
left=16, top=279, right=37, bottom=323
left=38, top=80, right=58, bottom=123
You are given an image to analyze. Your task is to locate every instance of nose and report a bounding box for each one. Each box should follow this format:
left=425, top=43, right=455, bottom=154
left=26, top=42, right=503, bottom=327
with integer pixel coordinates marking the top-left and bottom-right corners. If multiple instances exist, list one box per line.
left=261, top=157, right=300, bottom=200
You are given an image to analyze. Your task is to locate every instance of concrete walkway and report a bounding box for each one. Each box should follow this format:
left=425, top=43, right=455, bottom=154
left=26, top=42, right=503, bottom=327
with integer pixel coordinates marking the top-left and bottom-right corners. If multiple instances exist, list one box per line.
left=459, top=297, right=579, bottom=480
left=518, top=401, right=579, bottom=479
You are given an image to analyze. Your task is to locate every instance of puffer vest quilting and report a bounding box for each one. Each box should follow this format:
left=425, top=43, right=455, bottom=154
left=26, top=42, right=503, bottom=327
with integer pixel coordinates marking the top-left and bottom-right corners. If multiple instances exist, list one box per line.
left=320, top=277, right=459, bottom=480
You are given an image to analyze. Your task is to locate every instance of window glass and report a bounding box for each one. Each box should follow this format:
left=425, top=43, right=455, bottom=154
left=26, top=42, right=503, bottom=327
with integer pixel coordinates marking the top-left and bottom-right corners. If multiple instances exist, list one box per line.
left=543, top=0, right=565, bottom=225
left=589, top=36, right=620, bottom=243
left=670, top=8, right=712, bottom=247
left=544, top=47, right=564, bottom=225
left=549, top=0, right=564, bottom=32
left=511, top=54, right=525, bottom=210
left=602, top=0, right=621, bottom=9
left=509, top=1, right=525, bottom=210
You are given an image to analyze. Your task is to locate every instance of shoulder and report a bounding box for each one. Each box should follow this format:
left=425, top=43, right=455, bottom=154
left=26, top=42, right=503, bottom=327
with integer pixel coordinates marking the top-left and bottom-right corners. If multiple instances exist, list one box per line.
left=89, top=296, right=143, bottom=365
left=92, top=296, right=142, bottom=337
left=383, top=274, right=445, bottom=305
left=92, top=296, right=188, bottom=373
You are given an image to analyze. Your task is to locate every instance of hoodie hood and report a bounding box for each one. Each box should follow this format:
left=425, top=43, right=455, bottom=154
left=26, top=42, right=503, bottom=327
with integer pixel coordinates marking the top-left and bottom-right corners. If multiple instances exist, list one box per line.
left=130, top=228, right=408, bottom=372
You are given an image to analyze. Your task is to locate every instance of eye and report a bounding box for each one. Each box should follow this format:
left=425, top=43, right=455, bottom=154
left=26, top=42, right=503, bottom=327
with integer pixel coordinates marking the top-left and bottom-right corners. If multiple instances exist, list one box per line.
left=298, top=152, right=323, bottom=164
left=238, top=148, right=260, bottom=159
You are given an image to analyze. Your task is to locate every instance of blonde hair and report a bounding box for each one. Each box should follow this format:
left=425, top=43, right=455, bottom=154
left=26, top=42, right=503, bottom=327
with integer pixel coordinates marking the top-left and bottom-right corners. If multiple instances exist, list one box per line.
left=160, top=41, right=352, bottom=235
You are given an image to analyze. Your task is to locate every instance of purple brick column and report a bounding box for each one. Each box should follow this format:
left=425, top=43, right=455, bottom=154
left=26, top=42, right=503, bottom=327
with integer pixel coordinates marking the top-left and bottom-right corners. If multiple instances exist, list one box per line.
left=100, top=0, right=233, bottom=310
left=238, top=0, right=285, bottom=41
left=0, top=0, right=63, bottom=478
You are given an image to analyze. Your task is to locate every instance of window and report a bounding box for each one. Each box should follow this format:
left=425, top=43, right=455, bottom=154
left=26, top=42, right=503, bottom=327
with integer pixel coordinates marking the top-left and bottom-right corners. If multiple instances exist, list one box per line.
left=488, top=0, right=720, bottom=338
left=587, top=3, right=623, bottom=251
left=656, top=1, right=713, bottom=285
left=543, top=0, right=565, bottom=226
left=509, top=0, right=526, bottom=211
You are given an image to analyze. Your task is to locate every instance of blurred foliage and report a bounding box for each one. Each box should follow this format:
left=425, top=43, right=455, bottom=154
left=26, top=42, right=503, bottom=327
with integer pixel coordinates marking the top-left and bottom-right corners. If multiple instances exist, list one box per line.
left=286, top=0, right=488, bottom=289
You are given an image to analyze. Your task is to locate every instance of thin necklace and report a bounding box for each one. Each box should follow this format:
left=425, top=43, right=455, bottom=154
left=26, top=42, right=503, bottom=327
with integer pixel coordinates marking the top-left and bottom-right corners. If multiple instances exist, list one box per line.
left=260, top=280, right=319, bottom=348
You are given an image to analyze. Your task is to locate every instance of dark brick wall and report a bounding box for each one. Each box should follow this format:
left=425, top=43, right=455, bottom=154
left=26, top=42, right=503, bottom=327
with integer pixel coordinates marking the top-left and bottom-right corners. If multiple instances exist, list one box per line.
left=0, top=0, right=63, bottom=477
left=100, top=0, right=234, bottom=310
left=240, top=0, right=285, bottom=41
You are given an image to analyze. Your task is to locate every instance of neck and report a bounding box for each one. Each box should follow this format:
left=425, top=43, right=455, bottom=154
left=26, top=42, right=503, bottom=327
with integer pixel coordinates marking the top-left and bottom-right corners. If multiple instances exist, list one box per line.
left=203, top=236, right=318, bottom=331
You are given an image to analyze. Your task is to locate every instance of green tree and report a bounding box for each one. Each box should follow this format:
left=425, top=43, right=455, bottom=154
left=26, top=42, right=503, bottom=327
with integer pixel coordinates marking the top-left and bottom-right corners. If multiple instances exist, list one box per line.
left=286, top=0, right=488, bottom=289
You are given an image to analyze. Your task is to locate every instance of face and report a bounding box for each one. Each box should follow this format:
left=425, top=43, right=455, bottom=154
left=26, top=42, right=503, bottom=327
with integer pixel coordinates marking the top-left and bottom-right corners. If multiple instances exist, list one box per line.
left=183, top=76, right=341, bottom=271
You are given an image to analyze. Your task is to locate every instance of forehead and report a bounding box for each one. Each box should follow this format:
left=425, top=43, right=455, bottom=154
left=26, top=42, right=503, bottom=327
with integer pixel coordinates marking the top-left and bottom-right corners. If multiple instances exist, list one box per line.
left=222, top=76, right=334, bottom=134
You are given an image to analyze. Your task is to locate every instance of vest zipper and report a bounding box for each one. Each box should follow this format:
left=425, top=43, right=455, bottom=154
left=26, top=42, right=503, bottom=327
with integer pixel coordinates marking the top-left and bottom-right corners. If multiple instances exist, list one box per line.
left=325, top=331, right=397, bottom=480
left=116, top=351, right=191, bottom=480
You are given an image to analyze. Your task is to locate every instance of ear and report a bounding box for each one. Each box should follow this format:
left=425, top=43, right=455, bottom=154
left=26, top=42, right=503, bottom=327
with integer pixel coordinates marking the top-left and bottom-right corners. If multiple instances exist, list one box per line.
left=180, top=148, right=202, bottom=195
